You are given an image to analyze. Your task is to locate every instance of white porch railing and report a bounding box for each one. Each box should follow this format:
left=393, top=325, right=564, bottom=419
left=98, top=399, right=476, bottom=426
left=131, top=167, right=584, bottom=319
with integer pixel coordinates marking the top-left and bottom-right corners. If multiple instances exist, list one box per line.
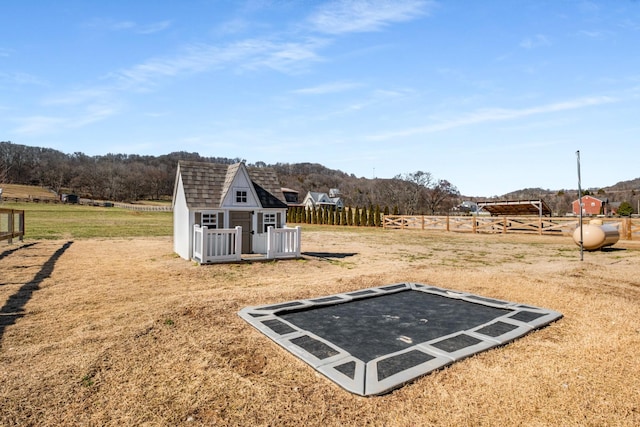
left=193, top=225, right=302, bottom=263
left=266, top=226, right=302, bottom=259
left=193, top=225, right=242, bottom=263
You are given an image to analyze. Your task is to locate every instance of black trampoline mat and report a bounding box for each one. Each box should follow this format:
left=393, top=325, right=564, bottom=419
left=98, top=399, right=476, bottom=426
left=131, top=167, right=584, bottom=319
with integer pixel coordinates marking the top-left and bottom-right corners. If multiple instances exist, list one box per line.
left=280, top=291, right=511, bottom=362
left=238, top=283, right=562, bottom=396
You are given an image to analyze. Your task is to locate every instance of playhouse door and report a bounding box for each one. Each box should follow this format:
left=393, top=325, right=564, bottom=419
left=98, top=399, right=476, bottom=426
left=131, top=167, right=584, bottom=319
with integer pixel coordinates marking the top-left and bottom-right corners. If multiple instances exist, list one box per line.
left=230, top=211, right=252, bottom=253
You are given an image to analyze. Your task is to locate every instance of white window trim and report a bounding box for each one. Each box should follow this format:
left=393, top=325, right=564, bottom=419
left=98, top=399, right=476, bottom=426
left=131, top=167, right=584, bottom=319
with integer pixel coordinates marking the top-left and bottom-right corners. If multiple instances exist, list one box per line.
left=263, top=212, right=277, bottom=232
left=234, top=187, right=249, bottom=205
left=201, top=210, right=221, bottom=228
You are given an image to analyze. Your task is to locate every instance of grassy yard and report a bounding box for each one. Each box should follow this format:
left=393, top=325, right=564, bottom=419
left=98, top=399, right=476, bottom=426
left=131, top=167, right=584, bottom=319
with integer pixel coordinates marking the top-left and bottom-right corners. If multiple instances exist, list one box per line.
left=1, top=202, right=173, bottom=239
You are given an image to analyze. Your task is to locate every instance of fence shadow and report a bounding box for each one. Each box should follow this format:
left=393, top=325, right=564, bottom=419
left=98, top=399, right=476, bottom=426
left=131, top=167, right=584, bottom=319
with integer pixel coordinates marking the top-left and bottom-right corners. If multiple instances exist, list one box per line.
left=303, top=252, right=358, bottom=259
left=0, top=242, right=38, bottom=261
left=0, top=241, right=73, bottom=343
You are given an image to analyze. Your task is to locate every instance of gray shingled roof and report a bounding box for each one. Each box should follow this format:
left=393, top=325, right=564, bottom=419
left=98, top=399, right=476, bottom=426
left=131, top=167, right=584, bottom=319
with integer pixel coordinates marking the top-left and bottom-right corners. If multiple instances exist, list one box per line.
left=176, top=160, right=287, bottom=209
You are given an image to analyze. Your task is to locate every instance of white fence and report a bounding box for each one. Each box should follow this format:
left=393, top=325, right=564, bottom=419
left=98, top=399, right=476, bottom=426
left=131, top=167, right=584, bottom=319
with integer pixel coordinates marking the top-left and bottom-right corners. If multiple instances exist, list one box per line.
left=267, top=226, right=302, bottom=259
left=193, top=225, right=242, bottom=263
left=193, top=225, right=301, bottom=264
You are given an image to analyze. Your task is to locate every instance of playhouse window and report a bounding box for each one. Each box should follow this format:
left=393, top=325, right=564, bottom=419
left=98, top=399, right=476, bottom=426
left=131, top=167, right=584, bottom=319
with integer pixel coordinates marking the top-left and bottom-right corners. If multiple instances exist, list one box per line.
left=236, top=190, right=248, bottom=203
left=201, top=213, right=218, bottom=228
left=263, top=213, right=277, bottom=232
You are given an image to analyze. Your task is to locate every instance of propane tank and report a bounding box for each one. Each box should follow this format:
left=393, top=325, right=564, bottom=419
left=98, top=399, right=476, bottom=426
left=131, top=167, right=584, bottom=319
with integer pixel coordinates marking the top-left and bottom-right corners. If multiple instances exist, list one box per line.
left=573, top=219, right=619, bottom=251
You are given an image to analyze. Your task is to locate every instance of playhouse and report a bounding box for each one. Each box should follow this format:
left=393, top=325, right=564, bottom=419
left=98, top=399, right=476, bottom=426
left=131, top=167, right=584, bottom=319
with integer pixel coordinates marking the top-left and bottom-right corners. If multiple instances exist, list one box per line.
left=172, top=160, right=300, bottom=263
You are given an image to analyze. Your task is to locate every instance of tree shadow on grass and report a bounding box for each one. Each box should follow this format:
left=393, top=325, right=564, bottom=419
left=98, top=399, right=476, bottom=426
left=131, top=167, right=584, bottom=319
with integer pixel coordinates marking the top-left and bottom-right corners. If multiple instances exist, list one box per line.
left=0, top=241, right=73, bottom=343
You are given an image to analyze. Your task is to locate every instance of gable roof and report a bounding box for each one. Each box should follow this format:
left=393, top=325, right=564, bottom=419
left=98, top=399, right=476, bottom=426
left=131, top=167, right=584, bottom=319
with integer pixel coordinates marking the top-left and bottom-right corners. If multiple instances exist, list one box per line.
left=174, top=160, right=287, bottom=209
left=573, top=195, right=604, bottom=203
left=305, top=191, right=338, bottom=203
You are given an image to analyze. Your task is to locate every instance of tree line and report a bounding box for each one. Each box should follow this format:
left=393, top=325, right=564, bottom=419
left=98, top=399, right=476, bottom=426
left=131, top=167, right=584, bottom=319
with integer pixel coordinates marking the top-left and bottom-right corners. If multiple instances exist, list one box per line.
left=286, top=205, right=388, bottom=227
left=2, top=140, right=637, bottom=215
left=0, top=141, right=461, bottom=214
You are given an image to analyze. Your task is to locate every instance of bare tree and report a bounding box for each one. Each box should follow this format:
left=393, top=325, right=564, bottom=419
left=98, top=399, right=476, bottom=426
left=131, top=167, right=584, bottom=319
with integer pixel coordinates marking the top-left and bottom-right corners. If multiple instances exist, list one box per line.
left=395, top=171, right=433, bottom=214
left=425, top=180, right=460, bottom=214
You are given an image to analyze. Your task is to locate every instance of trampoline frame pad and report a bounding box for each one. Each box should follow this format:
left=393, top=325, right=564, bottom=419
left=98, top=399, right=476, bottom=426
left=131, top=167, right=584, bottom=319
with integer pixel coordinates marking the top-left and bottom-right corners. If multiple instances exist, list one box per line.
left=238, top=283, right=562, bottom=396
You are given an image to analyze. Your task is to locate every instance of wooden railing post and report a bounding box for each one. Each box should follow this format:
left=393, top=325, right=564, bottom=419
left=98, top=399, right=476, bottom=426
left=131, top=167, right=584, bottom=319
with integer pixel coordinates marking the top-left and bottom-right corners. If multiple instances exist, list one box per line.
left=8, top=209, right=14, bottom=244
left=539, top=216, right=543, bottom=235
left=625, top=218, right=632, bottom=240
left=18, top=210, right=25, bottom=242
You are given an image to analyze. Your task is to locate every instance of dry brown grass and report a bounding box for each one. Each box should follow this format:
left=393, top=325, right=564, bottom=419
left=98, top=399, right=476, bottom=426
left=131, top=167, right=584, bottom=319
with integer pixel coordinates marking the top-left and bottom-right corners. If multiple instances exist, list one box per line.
left=0, top=184, right=57, bottom=200
left=1, top=228, right=639, bottom=426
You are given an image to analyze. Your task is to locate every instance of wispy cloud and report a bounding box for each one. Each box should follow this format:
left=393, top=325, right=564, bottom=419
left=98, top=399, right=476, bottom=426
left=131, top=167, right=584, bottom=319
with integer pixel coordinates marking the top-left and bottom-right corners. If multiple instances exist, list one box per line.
left=14, top=1, right=428, bottom=136
left=308, top=0, right=431, bottom=34
left=83, top=18, right=135, bottom=31
left=520, top=34, right=551, bottom=49
left=577, top=29, right=610, bottom=39
left=215, top=18, right=251, bottom=36
left=137, top=20, right=172, bottom=34
left=13, top=102, right=121, bottom=136
left=16, top=34, right=327, bottom=133
left=368, top=96, right=616, bottom=140
left=13, top=116, right=66, bottom=135
left=293, top=81, right=362, bottom=95
left=0, top=71, right=46, bottom=86
left=83, top=18, right=171, bottom=34
left=42, top=88, right=112, bottom=106
left=112, top=37, right=327, bottom=89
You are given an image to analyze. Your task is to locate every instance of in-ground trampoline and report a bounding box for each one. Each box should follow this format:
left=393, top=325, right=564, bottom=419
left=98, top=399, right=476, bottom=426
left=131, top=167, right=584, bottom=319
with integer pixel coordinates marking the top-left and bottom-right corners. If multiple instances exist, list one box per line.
left=238, top=283, right=562, bottom=396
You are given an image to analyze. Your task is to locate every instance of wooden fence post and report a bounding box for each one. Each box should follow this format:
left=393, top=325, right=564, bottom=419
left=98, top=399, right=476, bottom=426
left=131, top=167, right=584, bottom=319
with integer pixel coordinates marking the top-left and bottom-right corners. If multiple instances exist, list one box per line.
left=539, top=216, right=543, bottom=235
left=8, top=209, right=14, bottom=244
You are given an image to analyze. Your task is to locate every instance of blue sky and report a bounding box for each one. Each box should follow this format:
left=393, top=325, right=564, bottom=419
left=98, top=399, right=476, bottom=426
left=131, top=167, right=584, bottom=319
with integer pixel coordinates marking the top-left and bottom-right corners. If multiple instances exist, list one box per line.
left=1, top=0, right=639, bottom=197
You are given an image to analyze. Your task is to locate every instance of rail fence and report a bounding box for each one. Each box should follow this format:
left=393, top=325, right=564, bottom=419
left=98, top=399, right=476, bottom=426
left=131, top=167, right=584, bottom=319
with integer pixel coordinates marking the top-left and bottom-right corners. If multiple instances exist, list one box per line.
left=0, top=208, right=25, bottom=243
left=0, top=196, right=172, bottom=211
left=1, top=196, right=60, bottom=203
left=382, top=215, right=640, bottom=240
left=104, top=201, right=172, bottom=211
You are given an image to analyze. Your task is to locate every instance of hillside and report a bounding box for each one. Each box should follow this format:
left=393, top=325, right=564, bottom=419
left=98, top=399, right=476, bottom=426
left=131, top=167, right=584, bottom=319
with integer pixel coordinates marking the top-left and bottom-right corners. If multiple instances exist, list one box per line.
left=0, top=183, right=58, bottom=200
left=1, top=141, right=638, bottom=215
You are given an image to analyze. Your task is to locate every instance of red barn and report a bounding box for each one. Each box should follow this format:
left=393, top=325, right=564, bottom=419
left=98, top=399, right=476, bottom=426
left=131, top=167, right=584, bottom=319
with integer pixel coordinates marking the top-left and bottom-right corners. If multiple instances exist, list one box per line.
left=572, top=195, right=604, bottom=216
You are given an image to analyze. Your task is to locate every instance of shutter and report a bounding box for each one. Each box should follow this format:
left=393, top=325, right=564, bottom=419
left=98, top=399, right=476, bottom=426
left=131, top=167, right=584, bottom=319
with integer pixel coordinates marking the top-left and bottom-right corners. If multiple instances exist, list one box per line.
left=218, top=212, right=224, bottom=229
left=195, top=212, right=202, bottom=226
left=276, top=212, right=282, bottom=228
left=257, top=212, right=264, bottom=234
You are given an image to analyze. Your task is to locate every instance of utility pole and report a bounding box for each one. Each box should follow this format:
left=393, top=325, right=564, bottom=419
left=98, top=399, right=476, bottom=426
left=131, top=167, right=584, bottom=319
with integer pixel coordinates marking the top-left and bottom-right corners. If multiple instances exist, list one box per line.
left=576, top=150, right=584, bottom=261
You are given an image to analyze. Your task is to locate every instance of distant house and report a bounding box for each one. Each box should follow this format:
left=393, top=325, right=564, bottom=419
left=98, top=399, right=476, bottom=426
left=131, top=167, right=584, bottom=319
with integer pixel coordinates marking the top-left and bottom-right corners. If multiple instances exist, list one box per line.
left=572, top=195, right=608, bottom=216
left=453, top=201, right=478, bottom=214
left=172, top=160, right=300, bottom=263
left=302, top=191, right=344, bottom=211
